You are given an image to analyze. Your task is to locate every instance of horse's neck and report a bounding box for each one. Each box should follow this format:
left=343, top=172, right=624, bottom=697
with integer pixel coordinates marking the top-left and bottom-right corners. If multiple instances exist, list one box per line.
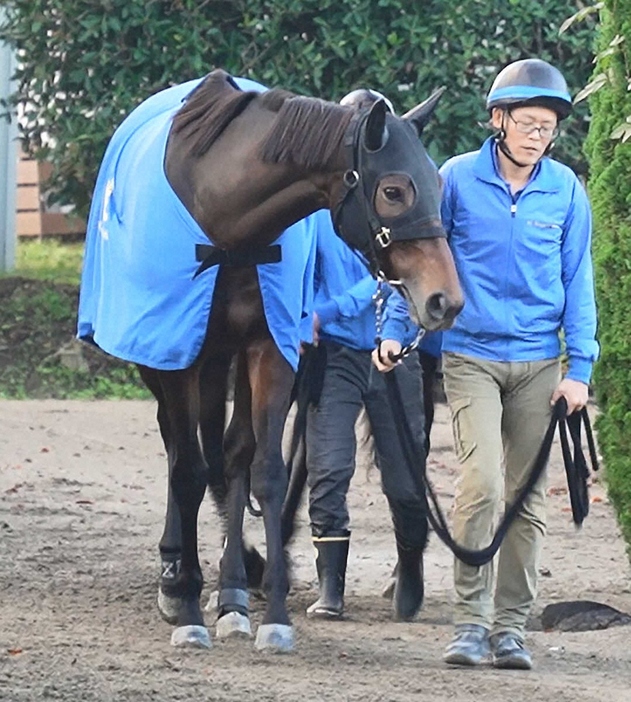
left=230, top=180, right=327, bottom=246
left=170, top=110, right=339, bottom=247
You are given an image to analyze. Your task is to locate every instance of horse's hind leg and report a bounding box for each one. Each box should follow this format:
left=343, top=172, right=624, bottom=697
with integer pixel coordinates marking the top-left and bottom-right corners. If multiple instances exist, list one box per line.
left=198, top=354, right=265, bottom=592
left=137, top=366, right=183, bottom=623
left=246, top=339, right=295, bottom=652
left=198, top=353, right=230, bottom=526
left=143, top=366, right=211, bottom=649
left=214, top=351, right=256, bottom=639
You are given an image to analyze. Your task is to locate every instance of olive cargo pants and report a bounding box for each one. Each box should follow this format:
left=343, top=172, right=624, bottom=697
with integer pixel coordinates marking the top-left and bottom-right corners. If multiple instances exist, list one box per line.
left=442, top=352, right=561, bottom=637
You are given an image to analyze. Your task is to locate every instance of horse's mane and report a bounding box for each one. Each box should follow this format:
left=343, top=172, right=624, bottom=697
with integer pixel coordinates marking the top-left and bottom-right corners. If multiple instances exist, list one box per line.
left=171, top=70, right=259, bottom=156
left=171, top=70, right=354, bottom=170
left=259, top=94, right=354, bottom=170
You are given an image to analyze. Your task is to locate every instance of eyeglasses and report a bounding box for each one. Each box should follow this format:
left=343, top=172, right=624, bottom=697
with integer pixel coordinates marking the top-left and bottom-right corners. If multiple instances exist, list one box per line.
left=507, top=112, right=559, bottom=140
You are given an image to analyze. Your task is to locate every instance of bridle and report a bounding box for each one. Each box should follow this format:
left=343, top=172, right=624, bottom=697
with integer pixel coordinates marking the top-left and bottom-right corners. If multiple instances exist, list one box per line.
left=331, top=109, right=445, bottom=283
left=331, top=108, right=441, bottom=361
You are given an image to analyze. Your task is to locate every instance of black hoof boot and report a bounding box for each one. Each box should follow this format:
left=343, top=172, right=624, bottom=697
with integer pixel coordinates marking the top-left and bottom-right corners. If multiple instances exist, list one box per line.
left=392, top=546, right=424, bottom=621
left=306, top=531, right=350, bottom=619
left=158, top=552, right=182, bottom=624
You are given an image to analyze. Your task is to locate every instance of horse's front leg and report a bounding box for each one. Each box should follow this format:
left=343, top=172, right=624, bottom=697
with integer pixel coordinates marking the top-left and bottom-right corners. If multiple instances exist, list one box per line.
left=154, top=368, right=210, bottom=649
left=247, top=339, right=295, bottom=652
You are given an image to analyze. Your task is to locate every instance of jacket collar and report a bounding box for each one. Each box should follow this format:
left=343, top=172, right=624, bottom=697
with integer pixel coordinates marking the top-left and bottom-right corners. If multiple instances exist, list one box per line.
left=472, top=136, right=560, bottom=194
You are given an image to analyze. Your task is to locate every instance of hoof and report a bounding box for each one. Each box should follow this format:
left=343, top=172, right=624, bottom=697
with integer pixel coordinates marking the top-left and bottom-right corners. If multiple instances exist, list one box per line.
left=306, top=597, right=343, bottom=619
left=157, top=588, right=181, bottom=625
left=216, top=611, right=252, bottom=639
left=393, top=575, right=424, bottom=622
left=255, top=624, right=294, bottom=653
left=391, top=553, right=424, bottom=621
left=306, top=605, right=343, bottom=620
left=382, top=563, right=397, bottom=600
left=381, top=577, right=396, bottom=601
left=170, top=625, right=212, bottom=649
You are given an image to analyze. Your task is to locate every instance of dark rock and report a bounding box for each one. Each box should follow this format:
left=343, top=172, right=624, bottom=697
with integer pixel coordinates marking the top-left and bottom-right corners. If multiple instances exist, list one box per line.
left=540, top=600, right=631, bottom=632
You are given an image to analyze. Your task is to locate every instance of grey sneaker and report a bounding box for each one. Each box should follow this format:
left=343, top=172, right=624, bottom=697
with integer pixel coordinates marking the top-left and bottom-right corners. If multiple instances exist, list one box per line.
left=443, top=624, right=490, bottom=666
left=490, top=632, right=533, bottom=670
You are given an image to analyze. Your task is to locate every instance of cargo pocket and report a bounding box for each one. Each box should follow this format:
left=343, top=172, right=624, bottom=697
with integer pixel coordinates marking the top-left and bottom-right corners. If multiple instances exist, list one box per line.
left=449, top=396, right=477, bottom=464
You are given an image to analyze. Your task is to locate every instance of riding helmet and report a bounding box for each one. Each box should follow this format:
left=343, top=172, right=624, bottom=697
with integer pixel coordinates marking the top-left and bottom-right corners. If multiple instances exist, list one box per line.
left=340, top=88, right=395, bottom=114
left=486, top=58, right=573, bottom=120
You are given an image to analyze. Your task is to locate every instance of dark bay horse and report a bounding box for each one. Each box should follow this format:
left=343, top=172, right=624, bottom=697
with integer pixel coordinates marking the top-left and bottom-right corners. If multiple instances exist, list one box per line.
left=79, top=69, right=463, bottom=653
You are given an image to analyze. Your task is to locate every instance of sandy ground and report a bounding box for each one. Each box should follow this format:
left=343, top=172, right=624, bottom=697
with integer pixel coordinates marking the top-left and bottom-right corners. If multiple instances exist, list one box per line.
left=0, top=399, right=629, bottom=702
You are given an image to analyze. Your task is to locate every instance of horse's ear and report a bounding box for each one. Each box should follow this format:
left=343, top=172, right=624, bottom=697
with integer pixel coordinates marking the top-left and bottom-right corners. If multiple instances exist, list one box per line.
left=364, top=99, right=388, bottom=151
left=402, top=87, right=446, bottom=136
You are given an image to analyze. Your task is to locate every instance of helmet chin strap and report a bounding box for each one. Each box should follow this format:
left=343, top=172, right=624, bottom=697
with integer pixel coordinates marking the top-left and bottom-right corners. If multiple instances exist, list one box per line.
left=496, top=133, right=530, bottom=168
left=496, top=111, right=530, bottom=168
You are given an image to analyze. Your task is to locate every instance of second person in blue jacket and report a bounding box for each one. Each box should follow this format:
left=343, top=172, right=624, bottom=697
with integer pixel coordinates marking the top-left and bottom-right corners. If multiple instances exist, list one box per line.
left=304, top=88, right=428, bottom=623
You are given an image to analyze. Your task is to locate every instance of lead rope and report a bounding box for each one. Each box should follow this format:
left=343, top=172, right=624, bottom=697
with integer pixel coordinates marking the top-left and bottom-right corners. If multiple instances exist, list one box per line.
left=373, top=276, right=426, bottom=363
left=384, top=366, right=599, bottom=567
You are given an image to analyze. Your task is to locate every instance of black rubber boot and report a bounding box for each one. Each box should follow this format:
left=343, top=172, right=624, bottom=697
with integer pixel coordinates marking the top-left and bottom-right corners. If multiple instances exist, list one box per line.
left=387, top=496, right=428, bottom=622
left=306, top=531, right=350, bottom=619
left=392, top=540, right=425, bottom=621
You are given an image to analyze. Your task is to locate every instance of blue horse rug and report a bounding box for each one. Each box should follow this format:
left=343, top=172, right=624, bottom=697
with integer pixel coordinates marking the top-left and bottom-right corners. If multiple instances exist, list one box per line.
left=77, top=76, right=317, bottom=371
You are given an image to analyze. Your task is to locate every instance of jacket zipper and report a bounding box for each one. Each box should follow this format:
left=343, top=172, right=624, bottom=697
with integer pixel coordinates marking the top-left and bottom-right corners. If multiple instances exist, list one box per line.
left=505, top=190, right=519, bottom=356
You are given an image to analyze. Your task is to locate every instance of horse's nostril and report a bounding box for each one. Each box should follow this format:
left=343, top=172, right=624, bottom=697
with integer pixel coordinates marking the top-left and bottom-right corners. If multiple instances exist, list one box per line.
left=426, top=292, right=447, bottom=320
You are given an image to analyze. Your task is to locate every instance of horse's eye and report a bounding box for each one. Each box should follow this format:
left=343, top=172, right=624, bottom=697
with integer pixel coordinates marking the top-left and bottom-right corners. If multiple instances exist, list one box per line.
left=384, top=186, right=403, bottom=201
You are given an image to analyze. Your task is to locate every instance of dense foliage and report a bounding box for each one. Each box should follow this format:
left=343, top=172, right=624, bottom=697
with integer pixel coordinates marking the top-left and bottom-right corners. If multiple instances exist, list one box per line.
left=0, top=276, right=149, bottom=399
left=0, top=0, right=595, bottom=216
left=584, top=1, right=631, bottom=551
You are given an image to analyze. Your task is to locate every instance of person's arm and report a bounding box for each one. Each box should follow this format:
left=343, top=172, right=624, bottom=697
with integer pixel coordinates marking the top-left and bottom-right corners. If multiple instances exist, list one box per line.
left=551, top=178, right=599, bottom=412
left=372, top=288, right=420, bottom=372
left=381, top=288, right=419, bottom=346
left=315, top=274, right=378, bottom=326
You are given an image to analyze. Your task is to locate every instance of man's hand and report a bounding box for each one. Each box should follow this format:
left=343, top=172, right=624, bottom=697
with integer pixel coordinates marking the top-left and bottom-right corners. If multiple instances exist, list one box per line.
left=551, top=378, right=589, bottom=415
left=371, top=339, right=403, bottom=373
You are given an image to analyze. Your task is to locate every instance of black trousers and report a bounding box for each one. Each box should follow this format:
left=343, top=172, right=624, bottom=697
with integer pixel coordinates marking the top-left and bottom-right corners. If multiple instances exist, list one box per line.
left=306, top=340, right=428, bottom=549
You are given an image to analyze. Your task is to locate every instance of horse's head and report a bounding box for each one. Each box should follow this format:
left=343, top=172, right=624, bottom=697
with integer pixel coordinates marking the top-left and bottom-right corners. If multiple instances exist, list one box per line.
left=332, top=92, right=463, bottom=330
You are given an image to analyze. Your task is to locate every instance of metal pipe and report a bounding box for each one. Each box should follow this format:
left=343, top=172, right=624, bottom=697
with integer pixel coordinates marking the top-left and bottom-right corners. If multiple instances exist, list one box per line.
left=0, top=10, right=17, bottom=273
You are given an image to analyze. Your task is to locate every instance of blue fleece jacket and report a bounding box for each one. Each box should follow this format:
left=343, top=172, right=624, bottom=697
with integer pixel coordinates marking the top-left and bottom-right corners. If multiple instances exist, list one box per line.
left=440, top=136, right=598, bottom=383
left=311, top=210, right=418, bottom=351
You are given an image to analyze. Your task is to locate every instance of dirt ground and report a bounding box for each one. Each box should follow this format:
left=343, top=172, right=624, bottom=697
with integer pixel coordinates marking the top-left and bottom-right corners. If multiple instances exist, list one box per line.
left=0, top=399, right=630, bottom=702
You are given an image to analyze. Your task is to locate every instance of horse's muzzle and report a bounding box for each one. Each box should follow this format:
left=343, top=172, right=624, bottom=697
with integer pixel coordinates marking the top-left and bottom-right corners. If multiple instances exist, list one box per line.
left=383, top=238, right=463, bottom=331
left=425, top=291, right=464, bottom=329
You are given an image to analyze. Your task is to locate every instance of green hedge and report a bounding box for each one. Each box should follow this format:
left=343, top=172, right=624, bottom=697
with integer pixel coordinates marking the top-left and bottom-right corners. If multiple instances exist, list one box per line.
left=584, top=1, right=631, bottom=551
left=1, top=0, right=595, bottom=217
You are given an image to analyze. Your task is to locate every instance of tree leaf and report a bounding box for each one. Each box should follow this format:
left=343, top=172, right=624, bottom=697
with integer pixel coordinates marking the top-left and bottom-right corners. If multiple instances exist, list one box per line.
left=574, top=73, right=609, bottom=103
left=559, top=2, right=604, bottom=34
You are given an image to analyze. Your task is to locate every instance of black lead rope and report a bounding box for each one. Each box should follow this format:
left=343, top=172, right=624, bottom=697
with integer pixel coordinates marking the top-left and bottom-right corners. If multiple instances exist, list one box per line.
left=558, top=403, right=599, bottom=524
left=373, top=279, right=426, bottom=363
left=384, top=370, right=599, bottom=567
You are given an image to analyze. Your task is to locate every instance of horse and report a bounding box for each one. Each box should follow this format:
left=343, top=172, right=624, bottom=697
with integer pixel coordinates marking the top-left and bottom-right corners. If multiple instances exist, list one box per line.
left=78, top=69, right=463, bottom=653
